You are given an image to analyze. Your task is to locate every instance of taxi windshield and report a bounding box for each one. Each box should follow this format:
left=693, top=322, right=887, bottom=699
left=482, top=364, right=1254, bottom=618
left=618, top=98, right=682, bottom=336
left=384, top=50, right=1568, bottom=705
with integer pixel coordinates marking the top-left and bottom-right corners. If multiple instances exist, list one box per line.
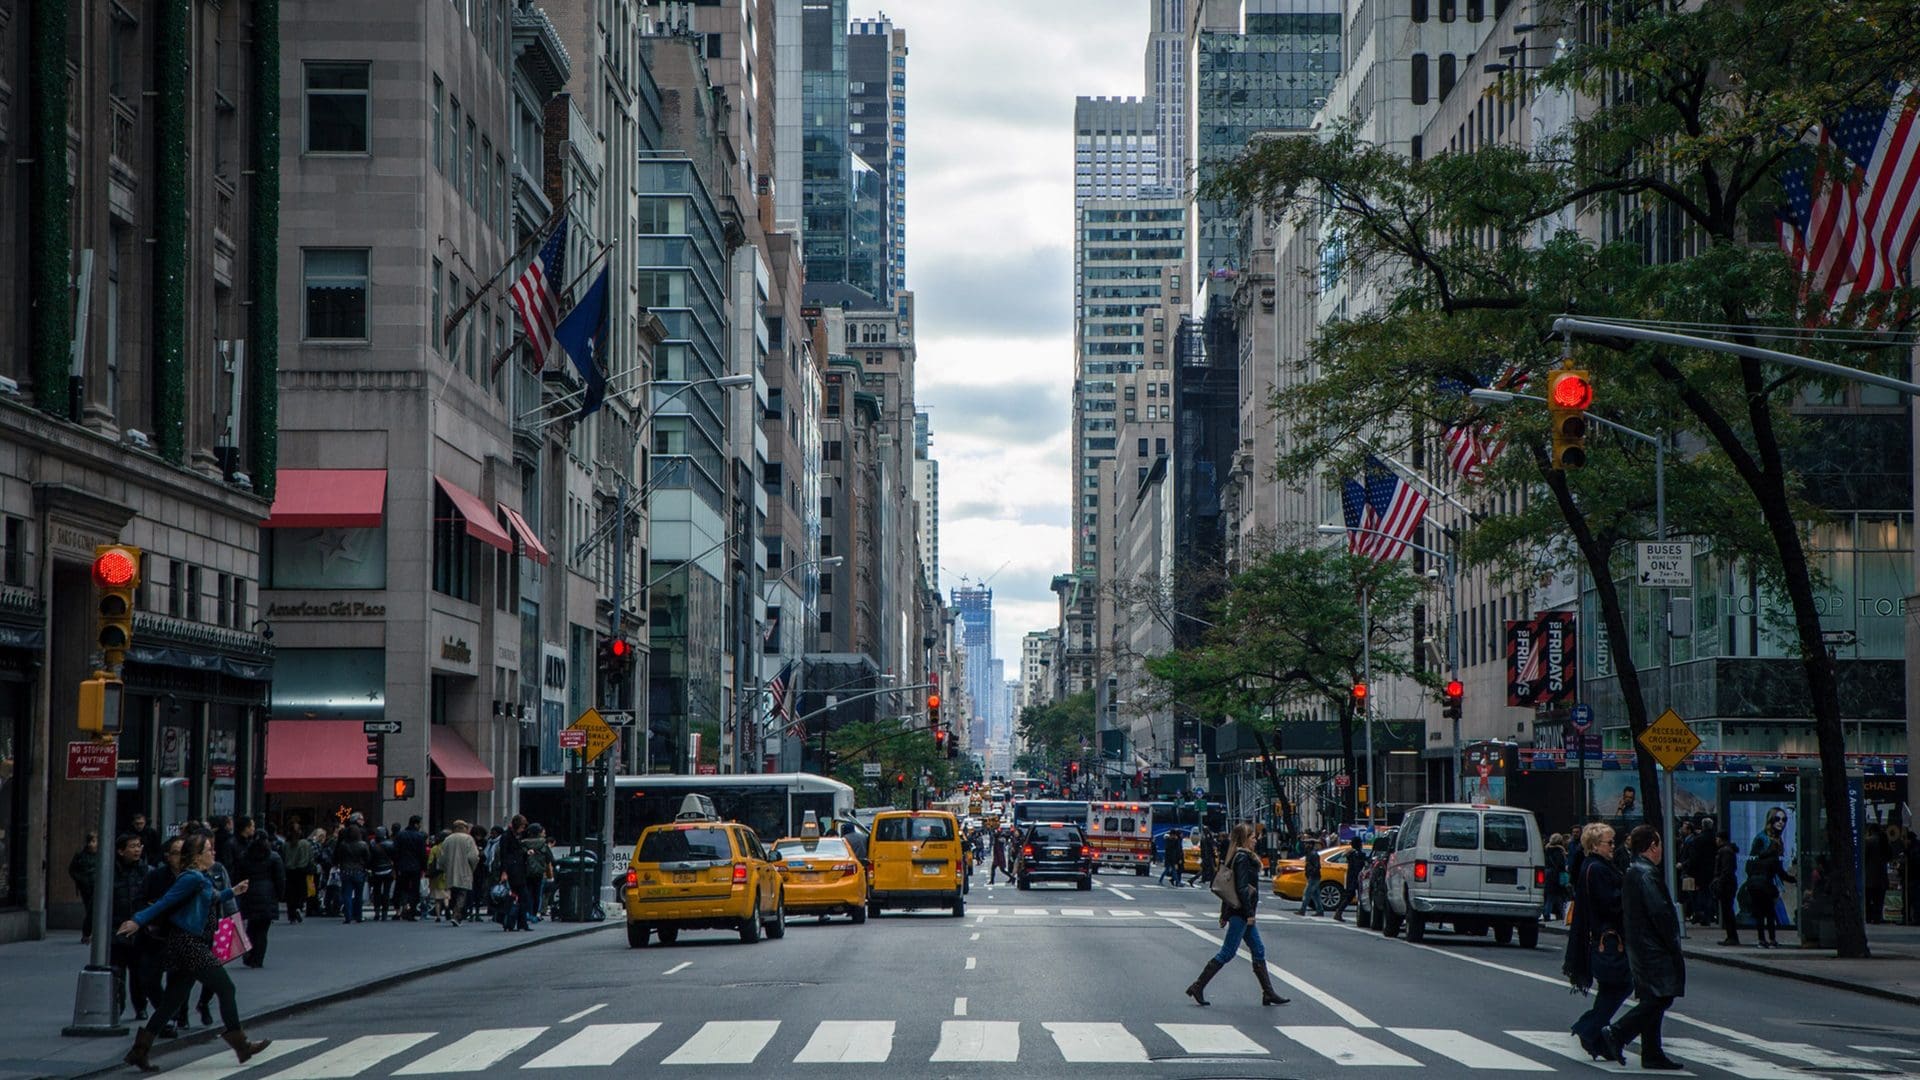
left=774, top=837, right=851, bottom=860
left=637, top=827, right=732, bottom=863
left=875, top=816, right=954, bottom=842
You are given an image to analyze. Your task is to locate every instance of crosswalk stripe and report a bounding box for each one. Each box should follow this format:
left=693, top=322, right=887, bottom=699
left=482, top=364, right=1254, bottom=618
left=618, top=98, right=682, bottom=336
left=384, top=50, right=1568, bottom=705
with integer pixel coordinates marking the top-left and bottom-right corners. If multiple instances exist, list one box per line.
left=393, top=1028, right=545, bottom=1074
left=793, top=1021, right=896, bottom=1063
left=1158, top=1023, right=1267, bottom=1055
left=1279, top=1026, right=1421, bottom=1067
left=1045, top=1022, right=1150, bottom=1063
left=1663, top=1038, right=1804, bottom=1079
left=165, top=1038, right=325, bottom=1079
left=930, top=1021, right=1019, bottom=1062
left=1153, top=909, right=1190, bottom=916
left=522, top=1024, right=660, bottom=1069
left=263, top=1034, right=435, bottom=1079
left=1390, top=1028, right=1551, bottom=1071
left=1504, top=1030, right=1693, bottom=1074
left=1109, top=909, right=1145, bottom=917
left=1059, top=907, right=1096, bottom=916
left=661, top=1021, right=780, bottom=1065
left=1013, top=907, right=1047, bottom=915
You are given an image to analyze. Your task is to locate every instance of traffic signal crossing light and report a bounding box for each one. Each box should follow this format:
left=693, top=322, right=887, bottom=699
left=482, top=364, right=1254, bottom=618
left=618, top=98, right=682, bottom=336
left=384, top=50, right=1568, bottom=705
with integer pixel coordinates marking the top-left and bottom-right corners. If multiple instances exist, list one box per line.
left=934, top=727, right=949, bottom=752
left=1443, top=679, right=1464, bottom=722
left=388, top=776, right=415, bottom=800
left=928, top=691, right=941, bottom=726
left=1547, top=366, right=1593, bottom=470
left=76, top=673, right=124, bottom=736
left=93, top=544, right=141, bottom=670
left=366, top=735, right=383, bottom=767
left=1351, top=682, right=1368, bottom=708
left=599, top=636, right=636, bottom=675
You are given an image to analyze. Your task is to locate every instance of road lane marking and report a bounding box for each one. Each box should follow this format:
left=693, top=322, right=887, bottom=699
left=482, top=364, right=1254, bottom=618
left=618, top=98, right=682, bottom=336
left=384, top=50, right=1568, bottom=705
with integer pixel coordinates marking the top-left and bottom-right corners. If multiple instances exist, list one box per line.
left=1153, top=909, right=1189, bottom=916
left=931, top=1021, right=1019, bottom=1062
left=1044, top=1022, right=1150, bottom=1062
left=1059, top=907, right=1095, bottom=916
left=523, top=1024, right=659, bottom=1069
left=1666, top=1014, right=1883, bottom=1072
left=1166, top=918, right=1375, bottom=1028
left=1401, top=939, right=1566, bottom=987
left=558, top=1004, right=606, bottom=1024
left=1278, top=1026, right=1421, bottom=1067
left=1109, top=909, right=1145, bottom=917
left=1662, top=1038, right=1802, bottom=1078
left=393, top=1028, right=545, bottom=1074
left=1505, top=1030, right=1695, bottom=1074
left=170, top=1038, right=324, bottom=1079
left=794, top=1021, right=896, bottom=1063
left=1390, top=1028, right=1551, bottom=1071
left=970, top=907, right=1000, bottom=914
left=661, top=1021, right=780, bottom=1065
left=1013, top=907, right=1046, bottom=915
left=965, top=956, right=977, bottom=969
left=1108, top=888, right=1136, bottom=900
left=264, top=1034, right=435, bottom=1078
left=663, top=961, right=692, bottom=975
left=1158, top=1023, right=1267, bottom=1055
left=953, top=997, right=967, bottom=1016
left=969, top=932, right=980, bottom=940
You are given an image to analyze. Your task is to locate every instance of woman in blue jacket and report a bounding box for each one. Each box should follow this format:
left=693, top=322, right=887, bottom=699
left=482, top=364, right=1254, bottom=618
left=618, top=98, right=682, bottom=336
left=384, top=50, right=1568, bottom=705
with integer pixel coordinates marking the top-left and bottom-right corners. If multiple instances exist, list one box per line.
left=115, top=832, right=271, bottom=1072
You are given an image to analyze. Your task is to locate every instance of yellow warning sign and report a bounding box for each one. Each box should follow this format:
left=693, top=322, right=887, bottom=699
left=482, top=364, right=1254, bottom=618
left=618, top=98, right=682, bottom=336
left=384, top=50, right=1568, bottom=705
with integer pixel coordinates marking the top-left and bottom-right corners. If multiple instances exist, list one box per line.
left=567, top=708, right=619, bottom=763
left=1636, top=708, right=1700, bottom=770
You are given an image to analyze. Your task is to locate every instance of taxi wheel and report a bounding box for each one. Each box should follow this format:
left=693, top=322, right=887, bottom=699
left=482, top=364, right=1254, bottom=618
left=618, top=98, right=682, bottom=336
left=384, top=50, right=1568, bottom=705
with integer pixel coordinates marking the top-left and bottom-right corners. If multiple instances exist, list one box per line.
left=851, top=902, right=868, bottom=924
left=866, top=900, right=882, bottom=920
left=626, top=922, right=650, bottom=949
left=656, top=926, right=679, bottom=944
left=767, top=899, right=786, bottom=939
left=1317, top=882, right=1345, bottom=912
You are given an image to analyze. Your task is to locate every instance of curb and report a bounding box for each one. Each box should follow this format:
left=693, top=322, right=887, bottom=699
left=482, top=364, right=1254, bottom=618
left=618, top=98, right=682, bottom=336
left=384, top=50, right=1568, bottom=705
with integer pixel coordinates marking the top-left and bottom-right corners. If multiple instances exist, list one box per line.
left=61, top=919, right=617, bottom=1079
left=1538, top=921, right=1920, bottom=1007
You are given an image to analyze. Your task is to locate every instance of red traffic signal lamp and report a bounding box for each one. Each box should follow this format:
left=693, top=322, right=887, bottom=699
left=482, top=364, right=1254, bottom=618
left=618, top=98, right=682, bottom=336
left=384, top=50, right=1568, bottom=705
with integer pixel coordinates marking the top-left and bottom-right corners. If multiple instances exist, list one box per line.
left=1547, top=366, right=1593, bottom=470
left=389, top=776, right=414, bottom=800
left=93, top=544, right=141, bottom=668
left=934, top=727, right=949, bottom=750
left=1351, top=682, right=1368, bottom=704
left=1442, top=679, right=1464, bottom=722
left=600, top=636, right=636, bottom=674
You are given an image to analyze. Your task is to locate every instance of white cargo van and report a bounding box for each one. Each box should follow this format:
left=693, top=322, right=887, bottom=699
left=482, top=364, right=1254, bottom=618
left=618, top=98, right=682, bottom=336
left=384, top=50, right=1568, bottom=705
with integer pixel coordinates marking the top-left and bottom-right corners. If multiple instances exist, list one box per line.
left=1381, top=803, right=1545, bottom=948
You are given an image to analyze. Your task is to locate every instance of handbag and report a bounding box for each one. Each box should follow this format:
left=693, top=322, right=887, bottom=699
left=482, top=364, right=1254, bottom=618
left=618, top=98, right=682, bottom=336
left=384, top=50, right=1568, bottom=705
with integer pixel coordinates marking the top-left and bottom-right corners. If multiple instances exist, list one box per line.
left=1210, top=856, right=1242, bottom=910
left=210, top=914, right=252, bottom=965
left=1590, top=928, right=1629, bottom=982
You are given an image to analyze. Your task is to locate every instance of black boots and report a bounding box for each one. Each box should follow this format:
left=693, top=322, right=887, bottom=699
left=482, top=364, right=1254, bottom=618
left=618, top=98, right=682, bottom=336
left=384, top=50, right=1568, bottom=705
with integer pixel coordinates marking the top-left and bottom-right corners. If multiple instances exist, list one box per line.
left=124, top=1029, right=161, bottom=1074
left=223, top=1030, right=272, bottom=1064
left=1253, top=962, right=1290, bottom=1006
left=1185, top=959, right=1223, bottom=1006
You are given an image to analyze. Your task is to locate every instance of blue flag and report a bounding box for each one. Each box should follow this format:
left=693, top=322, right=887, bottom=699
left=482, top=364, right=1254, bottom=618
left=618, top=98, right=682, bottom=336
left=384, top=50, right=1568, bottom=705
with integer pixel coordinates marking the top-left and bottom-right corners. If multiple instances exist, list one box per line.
left=554, top=267, right=611, bottom=417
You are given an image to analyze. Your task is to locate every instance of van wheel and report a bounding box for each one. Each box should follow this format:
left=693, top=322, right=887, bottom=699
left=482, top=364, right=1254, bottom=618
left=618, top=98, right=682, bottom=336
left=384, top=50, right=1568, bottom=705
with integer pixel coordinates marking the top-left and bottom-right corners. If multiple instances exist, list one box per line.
left=951, top=894, right=966, bottom=918
left=1406, top=907, right=1427, bottom=943
left=1135, top=865, right=1148, bottom=877
left=626, top=922, right=650, bottom=948
left=656, top=926, right=679, bottom=944
left=1517, top=920, right=1540, bottom=949
left=766, top=898, right=786, bottom=939
left=1493, top=922, right=1514, bottom=945
left=739, top=897, right=763, bottom=944
left=867, top=900, right=882, bottom=919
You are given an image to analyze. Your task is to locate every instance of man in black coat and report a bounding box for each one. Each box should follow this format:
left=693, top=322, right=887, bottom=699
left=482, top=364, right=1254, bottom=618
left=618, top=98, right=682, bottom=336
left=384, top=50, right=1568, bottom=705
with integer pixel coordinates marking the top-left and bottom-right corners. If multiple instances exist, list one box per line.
left=1162, top=830, right=1185, bottom=887
left=1713, top=834, right=1740, bottom=945
left=497, top=814, right=533, bottom=932
left=1863, top=824, right=1890, bottom=925
left=1601, top=825, right=1685, bottom=1070
left=1332, top=837, right=1367, bottom=922
left=393, top=816, right=430, bottom=920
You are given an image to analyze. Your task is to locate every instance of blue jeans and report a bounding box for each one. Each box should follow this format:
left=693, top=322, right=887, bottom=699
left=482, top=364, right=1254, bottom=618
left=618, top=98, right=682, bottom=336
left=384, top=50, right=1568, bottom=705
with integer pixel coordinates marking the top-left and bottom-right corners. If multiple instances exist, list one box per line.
left=1212, top=914, right=1266, bottom=966
left=1298, top=878, right=1322, bottom=915
left=528, top=879, right=545, bottom=921
left=342, top=872, right=366, bottom=923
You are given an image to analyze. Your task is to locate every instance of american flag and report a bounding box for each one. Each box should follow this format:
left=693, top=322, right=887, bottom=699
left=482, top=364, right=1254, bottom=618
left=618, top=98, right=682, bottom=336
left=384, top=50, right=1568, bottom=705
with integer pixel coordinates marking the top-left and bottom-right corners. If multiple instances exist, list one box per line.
left=1341, top=477, right=1380, bottom=557
left=508, top=212, right=570, bottom=370
left=768, top=662, right=802, bottom=739
left=1364, top=458, right=1429, bottom=563
left=1778, top=85, right=1920, bottom=315
left=1441, top=366, right=1531, bottom=480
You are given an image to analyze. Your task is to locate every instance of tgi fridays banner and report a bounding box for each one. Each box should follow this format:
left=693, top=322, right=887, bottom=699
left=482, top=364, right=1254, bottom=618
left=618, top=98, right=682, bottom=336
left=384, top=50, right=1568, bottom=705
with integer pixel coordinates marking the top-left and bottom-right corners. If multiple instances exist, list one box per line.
left=1507, top=612, right=1576, bottom=706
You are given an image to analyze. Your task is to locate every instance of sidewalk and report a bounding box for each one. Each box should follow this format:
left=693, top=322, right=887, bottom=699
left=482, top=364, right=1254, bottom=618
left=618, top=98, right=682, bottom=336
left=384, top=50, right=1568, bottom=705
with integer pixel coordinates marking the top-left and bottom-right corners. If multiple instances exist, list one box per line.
left=1543, top=915, right=1920, bottom=1005
left=0, top=913, right=616, bottom=1080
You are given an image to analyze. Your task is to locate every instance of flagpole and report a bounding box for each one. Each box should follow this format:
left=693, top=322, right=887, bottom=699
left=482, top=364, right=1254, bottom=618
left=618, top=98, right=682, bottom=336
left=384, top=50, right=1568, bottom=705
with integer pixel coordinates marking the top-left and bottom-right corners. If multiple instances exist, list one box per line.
left=444, top=192, right=576, bottom=347
left=1357, top=442, right=1475, bottom=517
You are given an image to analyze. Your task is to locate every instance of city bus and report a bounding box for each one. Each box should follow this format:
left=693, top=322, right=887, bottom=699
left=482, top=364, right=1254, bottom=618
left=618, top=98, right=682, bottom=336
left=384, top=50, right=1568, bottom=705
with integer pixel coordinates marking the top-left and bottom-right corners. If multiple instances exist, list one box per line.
left=510, top=772, right=856, bottom=881
left=1009, top=798, right=1090, bottom=832
left=1148, top=799, right=1226, bottom=862
left=1009, top=774, right=1047, bottom=800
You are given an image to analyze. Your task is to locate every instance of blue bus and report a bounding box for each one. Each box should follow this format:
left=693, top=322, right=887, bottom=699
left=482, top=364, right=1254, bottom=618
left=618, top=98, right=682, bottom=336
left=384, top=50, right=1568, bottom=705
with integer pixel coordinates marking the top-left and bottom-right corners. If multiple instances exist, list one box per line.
left=1148, top=800, right=1226, bottom=860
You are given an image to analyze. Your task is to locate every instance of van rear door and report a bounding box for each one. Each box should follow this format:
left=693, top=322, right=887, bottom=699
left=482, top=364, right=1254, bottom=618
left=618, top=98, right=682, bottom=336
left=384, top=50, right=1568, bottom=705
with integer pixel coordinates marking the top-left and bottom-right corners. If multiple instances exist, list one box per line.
left=1479, top=810, right=1538, bottom=902
left=1426, top=810, right=1484, bottom=905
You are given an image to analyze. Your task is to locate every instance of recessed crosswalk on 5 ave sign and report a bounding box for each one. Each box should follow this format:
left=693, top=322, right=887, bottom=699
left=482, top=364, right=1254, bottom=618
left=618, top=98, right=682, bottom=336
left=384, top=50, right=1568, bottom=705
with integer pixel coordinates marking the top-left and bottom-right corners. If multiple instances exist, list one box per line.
left=1637, top=708, right=1701, bottom=769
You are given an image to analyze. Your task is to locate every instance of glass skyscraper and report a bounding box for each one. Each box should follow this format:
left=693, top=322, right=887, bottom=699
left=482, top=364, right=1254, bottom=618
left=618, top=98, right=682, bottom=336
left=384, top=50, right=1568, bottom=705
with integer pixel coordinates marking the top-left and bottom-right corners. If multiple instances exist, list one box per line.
left=802, top=0, right=853, bottom=292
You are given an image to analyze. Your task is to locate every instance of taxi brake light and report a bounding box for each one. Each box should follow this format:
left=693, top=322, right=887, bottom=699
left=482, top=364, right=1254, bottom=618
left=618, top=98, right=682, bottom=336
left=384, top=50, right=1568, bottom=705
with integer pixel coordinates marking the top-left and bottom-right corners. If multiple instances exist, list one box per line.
left=1414, top=859, right=1429, bottom=883
left=625, top=870, right=637, bottom=887
left=732, top=863, right=749, bottom=884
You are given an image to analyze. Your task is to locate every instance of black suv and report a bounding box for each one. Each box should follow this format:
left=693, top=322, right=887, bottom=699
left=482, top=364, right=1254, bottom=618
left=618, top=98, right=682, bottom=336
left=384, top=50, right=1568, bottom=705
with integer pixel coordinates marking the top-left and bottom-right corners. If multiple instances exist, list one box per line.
left=1015, top=823, right=1093, bottom=890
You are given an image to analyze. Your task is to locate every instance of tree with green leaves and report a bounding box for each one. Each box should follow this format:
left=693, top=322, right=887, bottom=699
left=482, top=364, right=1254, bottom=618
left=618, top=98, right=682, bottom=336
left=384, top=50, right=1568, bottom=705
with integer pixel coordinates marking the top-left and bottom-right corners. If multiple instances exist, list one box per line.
left=1208, top=0, right=1920, bottom=957
left=1015, top=691, right=1096, bottom=777
left=825, top=719, right=954, bottom=809
left=1146, top=542, right=1434, bottom=825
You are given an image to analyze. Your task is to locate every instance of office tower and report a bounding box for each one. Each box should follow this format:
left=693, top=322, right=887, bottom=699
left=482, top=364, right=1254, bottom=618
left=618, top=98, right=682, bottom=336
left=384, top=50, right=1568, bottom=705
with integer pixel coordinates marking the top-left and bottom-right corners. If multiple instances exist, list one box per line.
left=849, top=15, right=909, bottom=306
left=951, top=585, right=994, bottom=751
left=802, top=0, right=859, bottom=297
left=1146, top=0, right=1189, bottom=190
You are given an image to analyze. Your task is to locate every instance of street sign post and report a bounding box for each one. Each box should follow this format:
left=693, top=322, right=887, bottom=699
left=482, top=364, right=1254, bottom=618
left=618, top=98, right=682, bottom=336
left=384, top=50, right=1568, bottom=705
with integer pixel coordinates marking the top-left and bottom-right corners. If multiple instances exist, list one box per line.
left=1570, top=703, right=1594, bottom=731
left=1637, top=708, right=1701, bottom=769
left=65, top=741, right=117, bottom=781
left=558, top=729, right=587, bottom=750
left=862, top=762, right=882, bottom=778
left=362, top=720, right=402, bottom=735
left=567, top=708, right=619, bottom=763
left=1635, top=542, right=1693, bottom=588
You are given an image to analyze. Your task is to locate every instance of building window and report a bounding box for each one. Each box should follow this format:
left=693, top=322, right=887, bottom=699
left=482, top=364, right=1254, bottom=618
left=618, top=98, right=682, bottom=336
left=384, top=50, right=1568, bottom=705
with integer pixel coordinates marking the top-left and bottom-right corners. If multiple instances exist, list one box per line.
left=304, top=62, right=371, bottom=154
left=821, top=496, right=833, bottom=518
left=824, top=440, right=842, bottom=461
left=1411, top=54, right=1430, bottom=105
left=432, top=487, right=475, bottom=601
left=765, top=387, right=783, bottom=420
left=232, top=577, right=247, bottom=629
left=1137, top=438, right=1149, bottom=457
left=1438, top=54, right=1457, bottom=99
left=185, top=565, right=202, bottom=623
left=1412, top=0, right=1428, bottom=18
left=1467, top=0, right=1484, bottom=19
left=1439, top=0, right=1456, bottom=20
left=431, top=76, right=444, bottom=172
left=819, top=572, right=833, bottom=595
left=430, top=258, right=443, bottom=352
left=303, top=249, right=370, bottom=340
left=449, top=97, right=463, bottom=194
left=819, top=611, right=833, bottom=634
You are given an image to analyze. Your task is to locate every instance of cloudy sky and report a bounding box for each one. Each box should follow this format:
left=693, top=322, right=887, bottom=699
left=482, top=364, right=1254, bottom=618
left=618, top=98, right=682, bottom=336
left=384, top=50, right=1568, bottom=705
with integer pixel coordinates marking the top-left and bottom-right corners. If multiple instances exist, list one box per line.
left=879, top=0, right=1149, bottom=669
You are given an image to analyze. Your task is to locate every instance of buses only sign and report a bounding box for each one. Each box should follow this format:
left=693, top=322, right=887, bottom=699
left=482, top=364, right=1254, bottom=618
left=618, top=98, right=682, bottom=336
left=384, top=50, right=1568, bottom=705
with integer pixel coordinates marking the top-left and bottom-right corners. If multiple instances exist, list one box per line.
left=1636, top=542, right=1693, bottom=588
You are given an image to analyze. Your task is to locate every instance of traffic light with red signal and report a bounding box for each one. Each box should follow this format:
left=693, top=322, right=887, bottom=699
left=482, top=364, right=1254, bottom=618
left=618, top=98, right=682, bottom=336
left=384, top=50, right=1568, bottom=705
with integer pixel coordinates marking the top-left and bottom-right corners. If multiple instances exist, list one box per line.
left=1547, top=366, right=1593, bottom=470
left=1351, top=682, right=1368, bottom=708
left=388, top=776, right=414, bottom=800
left=599, top=636, right=636, bottom=676
left=93, top=544, right=141, bottom=670
left=1442, top=679, right=1464, bottom=722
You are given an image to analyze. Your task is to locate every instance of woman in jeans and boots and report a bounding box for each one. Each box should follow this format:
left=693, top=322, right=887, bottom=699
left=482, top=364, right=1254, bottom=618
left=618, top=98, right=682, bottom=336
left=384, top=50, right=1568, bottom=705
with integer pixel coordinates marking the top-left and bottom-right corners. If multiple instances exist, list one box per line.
left=1564, top=824, right=1629, bottom=1060
left=1746, top=810, right=1796, bottom=948
left=1184, top=823, right=1289, bottom=1008
left=280, top=825, right=312, bottom=924
left=367, top=827, right=396, bottom=921
left=116, top=833, right=271, bottom=1072
left=1599, top=825, right=1686, bottom=1070
left=332, top=825, right=372, bottom=923
left=234, top=834, right=283, bottom=968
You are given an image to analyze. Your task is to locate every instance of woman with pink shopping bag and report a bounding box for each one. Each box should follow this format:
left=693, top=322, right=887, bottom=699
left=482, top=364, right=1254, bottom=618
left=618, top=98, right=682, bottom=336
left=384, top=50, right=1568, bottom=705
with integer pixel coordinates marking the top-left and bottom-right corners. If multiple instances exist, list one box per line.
left=116, top=833, right=270, bottom=1072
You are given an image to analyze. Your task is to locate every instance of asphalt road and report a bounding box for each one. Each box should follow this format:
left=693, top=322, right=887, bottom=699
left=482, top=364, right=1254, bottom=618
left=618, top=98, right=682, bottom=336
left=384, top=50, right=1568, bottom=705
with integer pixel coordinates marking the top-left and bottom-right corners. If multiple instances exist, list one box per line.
left=137, top=872, right=1920, bottom=1079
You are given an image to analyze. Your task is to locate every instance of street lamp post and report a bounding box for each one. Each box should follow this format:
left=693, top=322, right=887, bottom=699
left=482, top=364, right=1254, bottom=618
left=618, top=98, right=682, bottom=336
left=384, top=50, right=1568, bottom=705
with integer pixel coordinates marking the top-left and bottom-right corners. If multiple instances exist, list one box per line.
left=1469, top=386, right=1678, bottom=911
left=1315, top=524, right=1459, bottom=817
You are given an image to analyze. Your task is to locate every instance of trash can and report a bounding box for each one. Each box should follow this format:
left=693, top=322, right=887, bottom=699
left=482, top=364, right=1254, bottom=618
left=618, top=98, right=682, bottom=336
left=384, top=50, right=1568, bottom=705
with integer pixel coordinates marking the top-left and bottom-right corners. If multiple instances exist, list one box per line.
left=554, top=853, right=601, bottom=922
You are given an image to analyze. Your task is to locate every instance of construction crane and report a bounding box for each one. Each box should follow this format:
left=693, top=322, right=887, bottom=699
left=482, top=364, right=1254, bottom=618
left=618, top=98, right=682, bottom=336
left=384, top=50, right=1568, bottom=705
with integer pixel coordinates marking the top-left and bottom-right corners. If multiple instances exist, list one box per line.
left=945, top=559, right=1011, bottom=592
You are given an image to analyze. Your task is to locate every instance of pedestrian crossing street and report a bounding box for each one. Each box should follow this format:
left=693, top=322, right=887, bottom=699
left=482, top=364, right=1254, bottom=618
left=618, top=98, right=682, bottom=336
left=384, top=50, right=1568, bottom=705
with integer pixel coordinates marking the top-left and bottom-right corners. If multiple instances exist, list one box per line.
left=152, top=1019, right=1920, bottom=1076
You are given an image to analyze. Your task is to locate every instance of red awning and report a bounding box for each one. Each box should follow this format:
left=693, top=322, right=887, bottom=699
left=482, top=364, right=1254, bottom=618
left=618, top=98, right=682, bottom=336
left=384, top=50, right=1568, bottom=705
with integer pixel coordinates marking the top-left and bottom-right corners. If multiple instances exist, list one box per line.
left=499, top=505, right=551, bottom=566
left=261, top=470, right=387, bottom=528
left=263, top=720, right=376, bottom=793
left=434, top=476, right=514, bottom=554
left=429, top=726, right=495, bottom=793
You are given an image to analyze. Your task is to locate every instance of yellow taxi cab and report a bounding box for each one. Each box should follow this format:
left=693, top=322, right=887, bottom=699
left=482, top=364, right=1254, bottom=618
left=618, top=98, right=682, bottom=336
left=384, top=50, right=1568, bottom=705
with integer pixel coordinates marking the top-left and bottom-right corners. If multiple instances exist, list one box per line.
left=772, top=813, right=869, bottom=924
left=1272, top=844, right=1352, bottom=910
left=622, top=794, right=787, bottom=947
left=867, top=809, right=965, bottom=918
